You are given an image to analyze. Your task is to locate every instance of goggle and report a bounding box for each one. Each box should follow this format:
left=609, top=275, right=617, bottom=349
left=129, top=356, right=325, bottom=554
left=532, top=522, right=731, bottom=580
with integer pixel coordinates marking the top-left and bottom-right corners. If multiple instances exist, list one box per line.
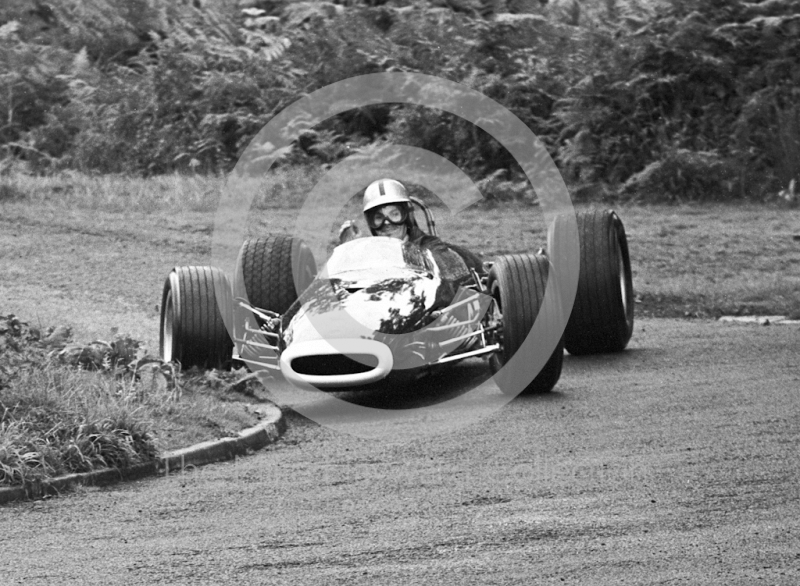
left=368, top=205, right=408, bottom=229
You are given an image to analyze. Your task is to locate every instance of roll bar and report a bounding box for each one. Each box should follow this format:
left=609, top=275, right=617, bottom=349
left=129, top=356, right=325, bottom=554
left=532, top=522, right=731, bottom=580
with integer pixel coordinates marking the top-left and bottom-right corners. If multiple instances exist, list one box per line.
left=409, top=196, right=437, bottom=237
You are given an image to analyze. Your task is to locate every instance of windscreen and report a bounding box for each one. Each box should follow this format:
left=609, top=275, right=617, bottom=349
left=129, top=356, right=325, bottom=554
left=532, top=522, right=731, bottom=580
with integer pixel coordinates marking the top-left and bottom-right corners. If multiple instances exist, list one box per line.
left=324, top=237, right=433, bottom=278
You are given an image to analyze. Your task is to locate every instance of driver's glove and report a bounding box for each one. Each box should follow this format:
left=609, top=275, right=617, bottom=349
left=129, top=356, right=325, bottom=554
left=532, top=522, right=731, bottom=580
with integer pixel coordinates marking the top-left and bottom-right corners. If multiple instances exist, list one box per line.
left=338, top=220, right=361, bottom=243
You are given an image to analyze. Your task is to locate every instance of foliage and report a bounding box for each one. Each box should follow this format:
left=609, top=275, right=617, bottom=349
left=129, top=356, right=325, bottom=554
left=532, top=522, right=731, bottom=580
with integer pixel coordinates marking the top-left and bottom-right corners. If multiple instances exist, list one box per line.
left=621, top=148, right=736, bottom=202
left=555, top=0, right=800, bottom=199
left=0, top=0, right=633, bottom=179
left=0, top=314, right=160, bottom=485
left=0, top=0, right=798, bottom=200
left=0, top=314, right=260, bottom=488
left=1, top=0, right=295, bottom=174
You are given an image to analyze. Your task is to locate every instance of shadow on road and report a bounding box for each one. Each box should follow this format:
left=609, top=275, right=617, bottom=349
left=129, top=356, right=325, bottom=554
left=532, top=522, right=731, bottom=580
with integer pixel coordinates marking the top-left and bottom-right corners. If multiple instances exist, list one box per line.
left=332, top=359, right=494, bottom=410
left=268, top=348, right=644, bottom=420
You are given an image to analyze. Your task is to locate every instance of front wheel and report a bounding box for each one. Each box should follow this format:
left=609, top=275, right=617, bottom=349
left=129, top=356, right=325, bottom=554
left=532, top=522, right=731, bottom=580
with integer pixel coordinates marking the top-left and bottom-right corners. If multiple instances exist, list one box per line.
left=488, top=254, right=564, bottom=396
left=235, top=236, right=317, bottom=315
left=160, top=266, right=233, bottom=370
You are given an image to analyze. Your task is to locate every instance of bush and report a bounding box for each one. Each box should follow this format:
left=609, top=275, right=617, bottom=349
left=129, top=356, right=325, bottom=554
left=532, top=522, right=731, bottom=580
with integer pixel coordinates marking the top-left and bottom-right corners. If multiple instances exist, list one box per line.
left=0, top=314, right=161, bottom=486
left=0, top=313, right=265, bottom=489
left=554, top=0, right=800, bottom=198
left=1, top=0, right=798, bottom=201
left=0, top=0, right=297, bottom=175
left=621, top=148, right=736, bottom=202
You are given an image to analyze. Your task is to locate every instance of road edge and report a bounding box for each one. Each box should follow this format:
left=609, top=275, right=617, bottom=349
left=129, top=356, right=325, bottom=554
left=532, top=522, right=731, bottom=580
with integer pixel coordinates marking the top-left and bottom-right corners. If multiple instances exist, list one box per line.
left=718, top=315, right=800, bottom=325
left=0, top=403, right=285, bottom=505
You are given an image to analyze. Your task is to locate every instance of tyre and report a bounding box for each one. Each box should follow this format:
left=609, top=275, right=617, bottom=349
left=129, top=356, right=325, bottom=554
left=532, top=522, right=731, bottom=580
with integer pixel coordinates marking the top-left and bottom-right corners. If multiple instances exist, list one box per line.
left=488, top=254, right=564, bottom=395
left=160, top=266, right=233, bottom=369
left=561, top=209, right=634, bottom=355
left=235, top=236, right=317, bottom=315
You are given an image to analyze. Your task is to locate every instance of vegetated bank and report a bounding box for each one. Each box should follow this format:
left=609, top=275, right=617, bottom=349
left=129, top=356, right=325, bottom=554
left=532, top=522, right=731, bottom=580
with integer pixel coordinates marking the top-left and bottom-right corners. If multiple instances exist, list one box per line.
left=0, top=314, right=264, bottom=492
left=0, top=0, right=798, bottom=204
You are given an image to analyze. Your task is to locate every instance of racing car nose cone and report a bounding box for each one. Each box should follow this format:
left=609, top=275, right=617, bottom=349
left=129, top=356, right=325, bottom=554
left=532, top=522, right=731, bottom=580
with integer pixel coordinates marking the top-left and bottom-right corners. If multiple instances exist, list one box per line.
left=280, top=338, right=394, bottom=389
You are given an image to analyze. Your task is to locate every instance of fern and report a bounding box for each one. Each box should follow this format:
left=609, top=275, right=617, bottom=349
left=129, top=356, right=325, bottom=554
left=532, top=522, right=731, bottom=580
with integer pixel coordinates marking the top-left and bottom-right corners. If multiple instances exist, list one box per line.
left=1, top=0, right=797, bottom=198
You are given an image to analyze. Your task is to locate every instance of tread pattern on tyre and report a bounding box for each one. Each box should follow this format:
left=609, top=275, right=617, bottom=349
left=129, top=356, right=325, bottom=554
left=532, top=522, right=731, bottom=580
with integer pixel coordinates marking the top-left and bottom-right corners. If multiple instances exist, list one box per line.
left=490, top=253, right=564, bottom=395
left=563, top=209, right=634, bottom=355
left=163, top=266, right=233, bottom=370
left=237, top=236, right=316, bottom=315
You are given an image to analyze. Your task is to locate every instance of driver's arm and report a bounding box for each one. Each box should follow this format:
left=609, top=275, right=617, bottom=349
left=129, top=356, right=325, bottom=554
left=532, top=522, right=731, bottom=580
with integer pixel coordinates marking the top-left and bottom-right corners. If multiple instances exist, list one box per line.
left=338, top=220, right=361, bottom=244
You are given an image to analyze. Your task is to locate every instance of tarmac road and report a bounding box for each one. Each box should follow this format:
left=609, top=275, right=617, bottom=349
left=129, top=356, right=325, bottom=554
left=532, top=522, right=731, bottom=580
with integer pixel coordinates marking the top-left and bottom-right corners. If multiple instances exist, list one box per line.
left=1, top=318, right=799, bottom=585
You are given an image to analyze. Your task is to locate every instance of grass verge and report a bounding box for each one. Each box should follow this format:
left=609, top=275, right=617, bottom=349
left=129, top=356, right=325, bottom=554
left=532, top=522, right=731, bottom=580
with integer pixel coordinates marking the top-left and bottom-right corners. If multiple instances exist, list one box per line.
left=0, top=314, right=265, bottom=489
left=0, top=165, right=326, bottom=211
left=3, top=169, right=800, bottom=322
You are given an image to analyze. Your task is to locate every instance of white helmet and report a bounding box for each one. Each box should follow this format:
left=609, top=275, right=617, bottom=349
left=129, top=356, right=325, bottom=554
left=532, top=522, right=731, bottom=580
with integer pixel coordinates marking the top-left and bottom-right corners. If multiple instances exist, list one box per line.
left=363, top=178, right=410, bottom=213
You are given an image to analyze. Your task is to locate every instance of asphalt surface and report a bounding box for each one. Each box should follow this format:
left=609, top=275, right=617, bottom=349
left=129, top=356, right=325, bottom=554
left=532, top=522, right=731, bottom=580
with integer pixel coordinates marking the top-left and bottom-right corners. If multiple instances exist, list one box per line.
left=1, top=318, right=798, bottom=585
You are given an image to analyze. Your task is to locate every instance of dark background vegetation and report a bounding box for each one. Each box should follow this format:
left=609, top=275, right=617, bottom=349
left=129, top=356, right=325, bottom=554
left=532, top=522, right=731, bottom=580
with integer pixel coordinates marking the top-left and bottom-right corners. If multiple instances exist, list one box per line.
left=1, top=0, right=798, bottom=202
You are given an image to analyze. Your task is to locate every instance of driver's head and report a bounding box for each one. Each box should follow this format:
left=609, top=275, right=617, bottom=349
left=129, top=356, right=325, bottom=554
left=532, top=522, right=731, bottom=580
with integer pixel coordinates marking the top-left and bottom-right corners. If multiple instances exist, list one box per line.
left=363, top=178, right=414, bottom=239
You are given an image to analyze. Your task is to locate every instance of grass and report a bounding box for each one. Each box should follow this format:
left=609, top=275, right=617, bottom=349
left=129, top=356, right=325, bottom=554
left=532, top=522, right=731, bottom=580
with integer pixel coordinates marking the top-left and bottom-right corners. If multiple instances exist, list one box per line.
left=2, top=168, right=799, bottom=324
left=0, top=369, right=155, bottom=486
left=0, top=315, right=266, bottom=488
left=0, top=169, right=224, bottom=212
left=0, top=165, right=328, bottom=212
left=614, top=205, right=800, bottom=318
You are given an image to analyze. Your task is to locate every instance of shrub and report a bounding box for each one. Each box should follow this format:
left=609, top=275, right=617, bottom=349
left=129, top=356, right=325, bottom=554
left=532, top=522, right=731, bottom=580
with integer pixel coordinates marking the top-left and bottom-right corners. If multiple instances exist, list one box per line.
left=1, top=0, right=799, bottom=201
left=554, top=0, right=800, bottom=198
left=0, top=315, right=162, bottom=486
left=621, top=148, right=736, bottom=202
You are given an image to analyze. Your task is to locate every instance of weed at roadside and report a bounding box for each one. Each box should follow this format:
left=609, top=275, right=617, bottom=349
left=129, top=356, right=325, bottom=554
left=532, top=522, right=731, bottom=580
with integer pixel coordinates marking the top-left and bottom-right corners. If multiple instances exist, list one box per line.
left=0, top=314, right=263, bottom=489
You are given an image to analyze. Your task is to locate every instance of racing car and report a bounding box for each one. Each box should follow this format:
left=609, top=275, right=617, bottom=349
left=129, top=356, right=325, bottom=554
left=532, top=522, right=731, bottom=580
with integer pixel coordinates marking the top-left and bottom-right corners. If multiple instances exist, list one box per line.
left=159, top=201, right=633, bottom=395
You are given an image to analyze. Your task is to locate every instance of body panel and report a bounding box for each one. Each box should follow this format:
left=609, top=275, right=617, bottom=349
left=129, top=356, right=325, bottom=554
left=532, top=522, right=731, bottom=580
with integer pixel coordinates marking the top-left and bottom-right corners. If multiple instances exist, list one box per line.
left=238, top=237, right=494, bottom=389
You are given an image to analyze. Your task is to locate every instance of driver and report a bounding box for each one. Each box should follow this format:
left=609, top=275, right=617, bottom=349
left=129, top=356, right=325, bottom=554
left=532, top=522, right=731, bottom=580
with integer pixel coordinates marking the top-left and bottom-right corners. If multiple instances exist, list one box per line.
left=339, top=178, right=484, bottom=275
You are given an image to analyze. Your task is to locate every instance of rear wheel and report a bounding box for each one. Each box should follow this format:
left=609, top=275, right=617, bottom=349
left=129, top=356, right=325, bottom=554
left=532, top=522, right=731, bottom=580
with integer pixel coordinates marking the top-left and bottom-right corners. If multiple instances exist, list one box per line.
left=160, top=266, right=233, bottom=369
left=562, top=210, right=634, bottom=355
left=235, top=236, right=317, bottom=314
left=488, top=254, right=564, bottom=395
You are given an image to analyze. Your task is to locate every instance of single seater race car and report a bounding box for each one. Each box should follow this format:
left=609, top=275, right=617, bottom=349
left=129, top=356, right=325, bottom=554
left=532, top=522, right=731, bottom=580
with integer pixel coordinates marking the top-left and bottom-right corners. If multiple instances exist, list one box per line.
left=159, top=202, right=633, bottom=395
